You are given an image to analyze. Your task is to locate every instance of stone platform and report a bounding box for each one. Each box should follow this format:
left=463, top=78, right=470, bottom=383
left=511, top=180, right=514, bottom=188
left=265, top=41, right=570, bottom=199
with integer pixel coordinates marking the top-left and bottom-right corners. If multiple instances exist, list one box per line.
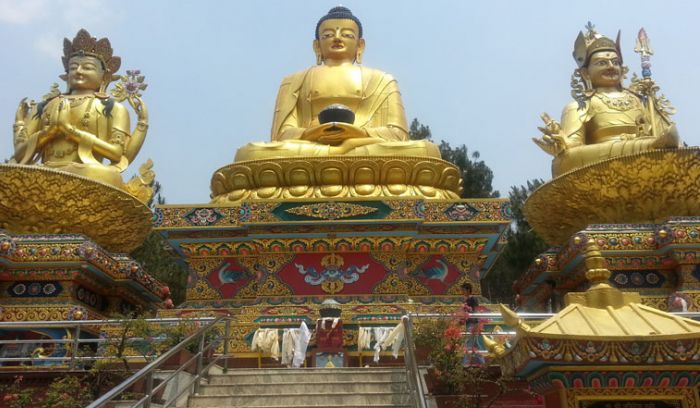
left=155, top=197, right=511, bottom=351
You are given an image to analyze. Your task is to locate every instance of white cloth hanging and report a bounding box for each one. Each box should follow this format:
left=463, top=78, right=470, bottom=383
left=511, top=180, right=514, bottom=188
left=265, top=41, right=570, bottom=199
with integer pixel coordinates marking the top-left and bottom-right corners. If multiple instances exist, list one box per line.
left=380, top=321, right=405, bottom=359
left=292, top=321, right=311, bottom=368
left=357, top=327, right=373, bottom=351
left=251, top=328, right=280, bottom=360
left=371, top=327, right=393, bottom=363
left=281, top=328, right=299, bottom=367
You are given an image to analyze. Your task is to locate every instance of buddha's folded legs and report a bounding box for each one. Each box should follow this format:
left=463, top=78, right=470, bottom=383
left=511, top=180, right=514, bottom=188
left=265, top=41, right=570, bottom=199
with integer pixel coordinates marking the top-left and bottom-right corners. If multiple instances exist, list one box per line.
left=234, top=139, right=441, bottom=162
left=346, top=139, right=441, bottom=158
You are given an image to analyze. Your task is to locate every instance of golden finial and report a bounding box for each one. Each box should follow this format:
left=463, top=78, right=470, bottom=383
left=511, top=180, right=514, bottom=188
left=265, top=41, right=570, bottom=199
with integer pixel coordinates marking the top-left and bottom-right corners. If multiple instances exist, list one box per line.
left=583, top=239, right=611, bottom=284
left=581, top=239, right=631, bottom=308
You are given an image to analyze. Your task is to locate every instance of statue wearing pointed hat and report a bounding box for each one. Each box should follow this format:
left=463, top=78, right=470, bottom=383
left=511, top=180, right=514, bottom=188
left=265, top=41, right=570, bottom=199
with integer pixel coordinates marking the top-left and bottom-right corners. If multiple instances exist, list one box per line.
left=533, top=23, right=680, bottom=177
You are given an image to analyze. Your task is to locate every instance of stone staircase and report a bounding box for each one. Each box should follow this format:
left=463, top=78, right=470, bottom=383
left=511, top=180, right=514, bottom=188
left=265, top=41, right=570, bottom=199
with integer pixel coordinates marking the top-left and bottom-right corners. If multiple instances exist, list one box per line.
left=188, top=367, right=413, bottom=408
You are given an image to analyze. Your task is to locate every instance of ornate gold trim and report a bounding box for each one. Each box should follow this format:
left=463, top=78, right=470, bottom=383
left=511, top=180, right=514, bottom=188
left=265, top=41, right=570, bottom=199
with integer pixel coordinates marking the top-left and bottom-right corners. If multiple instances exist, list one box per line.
left=0, top=164, right=152, bottom=252
left=524, top=148, right=700, bottom=244
left=210, top=156, right=462, bottom=203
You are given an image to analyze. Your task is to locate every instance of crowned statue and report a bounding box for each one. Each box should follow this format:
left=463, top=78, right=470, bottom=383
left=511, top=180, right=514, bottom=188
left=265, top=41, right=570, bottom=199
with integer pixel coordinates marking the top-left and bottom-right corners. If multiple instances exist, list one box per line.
left=10, top=29, right=151, bottom=197
left=1, top=29, right=153, bottom=252
left=523, top=24, right=699, bottom=245
left=211, top=6, right=461, bottom=202
left=533, top=23, right=680, bottom=177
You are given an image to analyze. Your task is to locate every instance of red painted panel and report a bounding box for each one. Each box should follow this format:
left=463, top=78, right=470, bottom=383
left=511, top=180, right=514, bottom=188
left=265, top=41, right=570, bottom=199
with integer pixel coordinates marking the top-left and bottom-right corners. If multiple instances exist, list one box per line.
left=205, top=258, right=252, bottom=298
left=278, top=253, right=387, bottom=295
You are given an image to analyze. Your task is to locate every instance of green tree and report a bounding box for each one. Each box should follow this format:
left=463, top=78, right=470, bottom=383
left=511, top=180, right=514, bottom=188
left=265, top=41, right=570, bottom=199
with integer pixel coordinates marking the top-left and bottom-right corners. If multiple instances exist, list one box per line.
left=408, top=118, right=499, bottom=198
left=408, top=118, right=546, bottom=303
left=130, top=182, right=189, bottom=306
left=482, top=179, right=548, bottom=304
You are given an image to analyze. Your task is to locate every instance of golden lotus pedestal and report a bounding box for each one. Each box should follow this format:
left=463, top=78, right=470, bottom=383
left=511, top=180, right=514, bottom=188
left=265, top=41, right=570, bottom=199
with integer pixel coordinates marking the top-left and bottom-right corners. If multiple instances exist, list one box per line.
left=154, top=196, right=511, bottom=362
left=524, top=148, right=700, bottom=246
left=0, top=164, right=153, bottom=253
left=210, top=156, right=463, bottom=203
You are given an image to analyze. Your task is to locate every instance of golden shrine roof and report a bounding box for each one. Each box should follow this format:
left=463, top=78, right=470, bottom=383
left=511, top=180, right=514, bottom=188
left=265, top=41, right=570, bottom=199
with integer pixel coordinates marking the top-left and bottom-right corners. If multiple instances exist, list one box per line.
left=514, top=302, right=700, bottom=340
left=496, top=239, right=700, bottom=343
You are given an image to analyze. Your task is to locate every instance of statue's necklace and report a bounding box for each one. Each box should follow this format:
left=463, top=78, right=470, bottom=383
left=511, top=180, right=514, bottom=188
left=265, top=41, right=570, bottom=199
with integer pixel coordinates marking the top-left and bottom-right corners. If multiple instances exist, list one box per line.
left=595, top=92, right=637, bottom=112
left=80, top=98, right=95, bottom=129
left=64, top=95, right=95, bottom=129
left=66, top=95, right=92, bottom=108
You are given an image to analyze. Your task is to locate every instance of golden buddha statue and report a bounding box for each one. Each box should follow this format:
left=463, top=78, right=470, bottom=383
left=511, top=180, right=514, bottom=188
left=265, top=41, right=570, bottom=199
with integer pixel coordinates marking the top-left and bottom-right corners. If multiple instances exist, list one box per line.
left=532, top=24, right=680, bottom=178
left=11, top=29, right=149, bottom=191
left=212, top=7, right=460, bottom=201
left=0, top=29, right=154, bottom=252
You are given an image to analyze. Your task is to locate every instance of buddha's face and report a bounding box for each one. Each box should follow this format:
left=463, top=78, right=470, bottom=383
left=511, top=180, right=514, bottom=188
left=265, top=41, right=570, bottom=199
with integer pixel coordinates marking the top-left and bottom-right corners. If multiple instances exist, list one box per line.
left=67, top=55, right=105, bottom=93
left=585, top=51, right=622, bottom=88
left=315, top=18, right=364, bottom=64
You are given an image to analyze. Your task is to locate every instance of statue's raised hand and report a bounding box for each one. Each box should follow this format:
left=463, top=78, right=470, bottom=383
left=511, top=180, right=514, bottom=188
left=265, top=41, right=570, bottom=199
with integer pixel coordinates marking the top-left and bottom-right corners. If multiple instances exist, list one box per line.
left=533, top=112, right=567, bottom=156
left=55, top=98, right=73, bottom=133
left=14, top=98, right=30, bottom=124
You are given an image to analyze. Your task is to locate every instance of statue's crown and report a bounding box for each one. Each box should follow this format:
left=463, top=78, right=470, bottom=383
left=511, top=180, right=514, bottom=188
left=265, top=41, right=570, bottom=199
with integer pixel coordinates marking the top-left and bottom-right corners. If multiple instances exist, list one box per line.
left=573, top=22, right=621, bottom=68
left=62, top=29, right=121, bottom=78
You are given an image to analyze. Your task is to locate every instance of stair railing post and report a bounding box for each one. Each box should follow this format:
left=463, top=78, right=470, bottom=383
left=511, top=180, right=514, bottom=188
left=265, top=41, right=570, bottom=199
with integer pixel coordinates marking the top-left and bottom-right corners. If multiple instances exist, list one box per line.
left=69, top=323, right=81, bottom=370
left=403, top=314, right=427, bottom=408
left=223, top=318, right=231, bottom=373
left=193, top=330, right=205, bottom=395
left=143, top=371, right=153, bottom=408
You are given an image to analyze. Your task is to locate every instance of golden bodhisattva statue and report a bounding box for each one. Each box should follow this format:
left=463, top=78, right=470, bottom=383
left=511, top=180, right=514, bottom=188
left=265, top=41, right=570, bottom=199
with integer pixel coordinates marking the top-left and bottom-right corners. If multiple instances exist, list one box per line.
left=523, top=25, right=700, bottom=245
left=533, top=23, right=680, bottom=177
left=1, top=29, right=153, bottom=252
left=11, top=29, right=151, bottom=196
left=212, top=7, right=461, bottom=201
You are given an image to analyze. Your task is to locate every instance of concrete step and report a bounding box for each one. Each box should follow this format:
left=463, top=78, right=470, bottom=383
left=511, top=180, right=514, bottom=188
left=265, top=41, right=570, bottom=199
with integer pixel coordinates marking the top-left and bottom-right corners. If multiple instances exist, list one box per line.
left=199, top=380, right=408, bottom=395
left=187, top=391, right=411, bottom=407
left=189, top=406, right=411, bottom=408
left=209, top=368, right=406, bottom=385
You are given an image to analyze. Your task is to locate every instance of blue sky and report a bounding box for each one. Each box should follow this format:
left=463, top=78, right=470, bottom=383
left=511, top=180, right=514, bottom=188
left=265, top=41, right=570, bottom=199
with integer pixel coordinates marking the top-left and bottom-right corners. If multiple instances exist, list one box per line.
left=1, top=0, right=698, bottom=203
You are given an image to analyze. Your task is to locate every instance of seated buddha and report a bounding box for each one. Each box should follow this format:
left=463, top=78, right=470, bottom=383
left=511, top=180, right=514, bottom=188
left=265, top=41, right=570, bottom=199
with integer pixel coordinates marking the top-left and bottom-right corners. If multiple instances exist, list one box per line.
left=532, top=24, right=679, bottom=178
left=234, top=6, right=439, bottom=161
left=11, top=29, right=149, bottom=190
left=214, top=7, right=459, bottom=202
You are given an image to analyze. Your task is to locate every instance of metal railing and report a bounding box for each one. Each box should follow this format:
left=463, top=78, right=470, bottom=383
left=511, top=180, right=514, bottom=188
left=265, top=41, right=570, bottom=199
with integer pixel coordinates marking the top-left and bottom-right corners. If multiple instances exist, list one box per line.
left=402, top=315, right=427, bottom=408
left=0, top=317, right=221, bottom=369
left=0, top=310, right=698, bottom=408
left=86, top=315, right=232, bottom=408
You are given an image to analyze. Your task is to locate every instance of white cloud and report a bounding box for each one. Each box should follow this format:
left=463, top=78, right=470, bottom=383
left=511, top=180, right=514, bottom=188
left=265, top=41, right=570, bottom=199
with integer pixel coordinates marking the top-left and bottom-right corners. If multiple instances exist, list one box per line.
left=0, top=0, right=122, bottom=59
left=0, top=0, right=49, bottom=24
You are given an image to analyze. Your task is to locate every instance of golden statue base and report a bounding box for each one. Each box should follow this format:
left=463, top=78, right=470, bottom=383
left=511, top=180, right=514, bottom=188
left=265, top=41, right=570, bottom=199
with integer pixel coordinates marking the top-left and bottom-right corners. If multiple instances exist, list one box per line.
left=210, top=156, right=462, bottom=203
left=524, top=148, right=700, bottom=245
left=0, top=164, right=152, bottom=253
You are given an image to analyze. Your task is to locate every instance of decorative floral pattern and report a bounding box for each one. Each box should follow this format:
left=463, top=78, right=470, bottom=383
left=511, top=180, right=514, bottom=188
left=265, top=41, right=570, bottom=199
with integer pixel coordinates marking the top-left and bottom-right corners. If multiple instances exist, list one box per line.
left=444, top=203, right=479, bottom=221
left=284, top=202, right=378, bottom=220
left=8, top=282, right=62, bottom=297
left=185, top=208, right=225, bottom=226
